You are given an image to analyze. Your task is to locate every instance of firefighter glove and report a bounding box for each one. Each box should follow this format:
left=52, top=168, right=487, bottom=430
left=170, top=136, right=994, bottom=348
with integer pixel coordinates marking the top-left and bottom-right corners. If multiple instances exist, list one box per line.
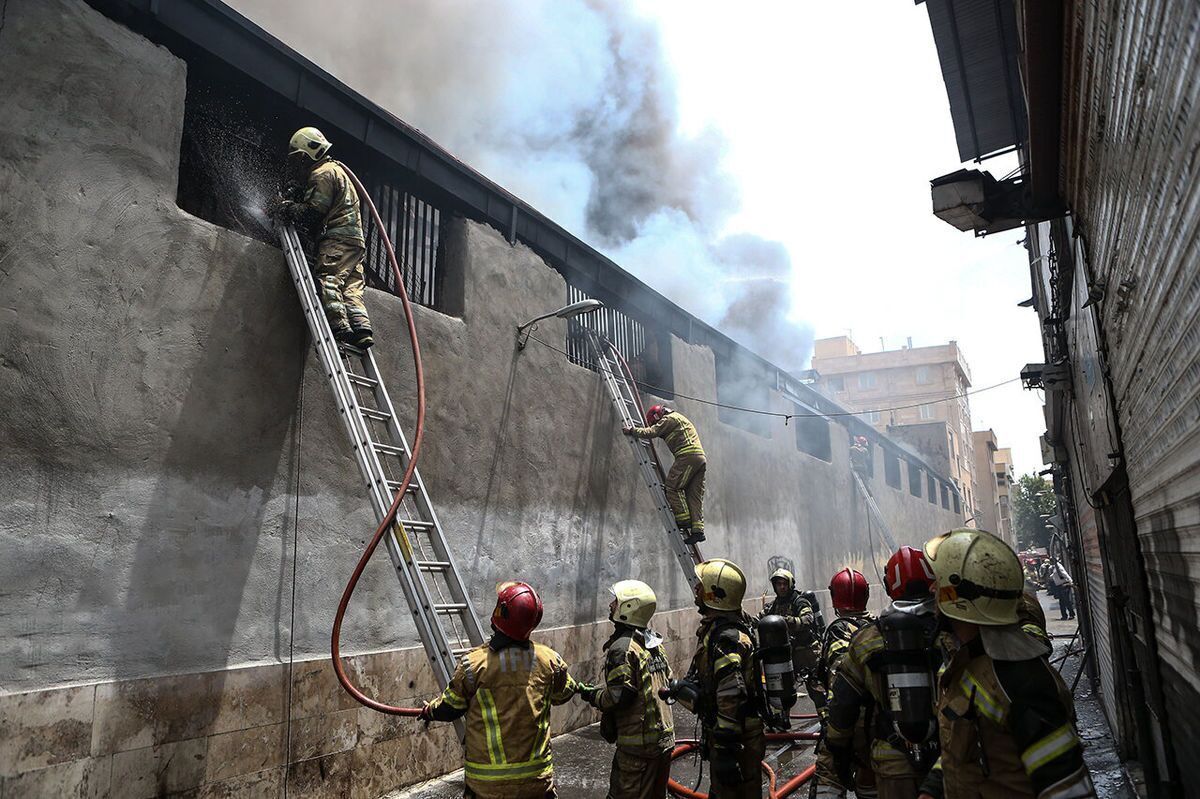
left=710, top=742, right=744, bottom=786
left=417, top=703, right=434, bottom=723
left=660, top=678, right=699, bottom=705
left=622, top=425, right=635, bottom=436
left=577, top=683, right=599, bottom=706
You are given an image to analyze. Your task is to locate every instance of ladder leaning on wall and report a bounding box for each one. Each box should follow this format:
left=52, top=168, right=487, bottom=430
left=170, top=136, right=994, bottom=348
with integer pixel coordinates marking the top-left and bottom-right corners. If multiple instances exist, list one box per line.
left=852, top=470, right=900, bottom=557
left=585, top=330, right=703, bottom=589
left=278, top=223, right=485, bottom=694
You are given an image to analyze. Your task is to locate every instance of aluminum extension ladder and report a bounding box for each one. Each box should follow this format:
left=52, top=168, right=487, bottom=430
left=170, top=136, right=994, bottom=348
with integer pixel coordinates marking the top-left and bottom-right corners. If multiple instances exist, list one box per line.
left=852, top=470, right=899, bottom=554
left=279, top=224, right=484, bottom=693
left=585, top=330, right=702, bottom=588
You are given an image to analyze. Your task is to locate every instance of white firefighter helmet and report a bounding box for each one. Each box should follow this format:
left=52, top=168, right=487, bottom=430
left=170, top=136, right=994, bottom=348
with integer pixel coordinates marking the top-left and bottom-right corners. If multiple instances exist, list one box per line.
left=610, top=580, right=657, bottom=628
left=694, top=559, right=747, bottom=612
left=769, top=568, right=795, bottom=592
left=289, top=126, right=332, bottom=161
left=924, top=528, right=1023, bottom=626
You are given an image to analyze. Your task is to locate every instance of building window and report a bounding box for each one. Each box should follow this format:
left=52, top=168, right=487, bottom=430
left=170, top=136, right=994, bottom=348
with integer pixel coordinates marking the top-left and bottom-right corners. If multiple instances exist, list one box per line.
left=916, top=366, right=931, bottom=385
left=908, top=463, right=922, bottom=497
left=863, top=411, right=882, bottom=425
left=948, top=430, right=955, bottom=459
left=827, top=376, right=844, bottom=392
left=941, top=483, right=950, bottom=510
left=715, top=353, right=772, bottom=439
left=884, top=451, right=902, bottom=490
left=919, top=404, right=935, bottom=421
left=953, top=492, right=961, bottom=514
left=858, top=372, right=877, bottom=389
left=795, top=414, right=832, bottom=462
left=927, top=474, right=937, bottom=504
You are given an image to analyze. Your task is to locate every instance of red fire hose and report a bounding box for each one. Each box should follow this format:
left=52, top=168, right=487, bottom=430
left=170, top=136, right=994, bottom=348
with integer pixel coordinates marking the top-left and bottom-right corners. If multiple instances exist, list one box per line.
left=667, top=733, right=819, bottom=799
left=324, top=166, right=426, bottom=716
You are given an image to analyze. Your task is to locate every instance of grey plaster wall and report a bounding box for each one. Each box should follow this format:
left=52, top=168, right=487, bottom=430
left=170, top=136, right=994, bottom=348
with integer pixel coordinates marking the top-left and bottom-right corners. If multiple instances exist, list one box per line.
left=0, top=0, right=962, bottom=693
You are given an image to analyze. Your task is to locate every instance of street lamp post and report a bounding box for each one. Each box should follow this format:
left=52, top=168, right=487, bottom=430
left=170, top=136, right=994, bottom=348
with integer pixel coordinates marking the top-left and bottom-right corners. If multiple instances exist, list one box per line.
left=515, top=299, right=605, bottom=350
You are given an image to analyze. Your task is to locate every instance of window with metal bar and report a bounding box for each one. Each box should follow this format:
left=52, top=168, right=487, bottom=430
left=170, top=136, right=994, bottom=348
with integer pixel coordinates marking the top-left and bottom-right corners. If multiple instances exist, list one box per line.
left=564, top=285, right=673, bottom=398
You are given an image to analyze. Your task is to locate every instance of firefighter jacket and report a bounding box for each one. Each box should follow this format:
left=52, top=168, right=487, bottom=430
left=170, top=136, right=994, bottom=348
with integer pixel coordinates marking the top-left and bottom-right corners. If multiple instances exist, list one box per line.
left=426, top=636, right=580, bottom=797
left=760, top=590, right=821, bottom=674
left=288, top=159, right=364, bottom=242
left=918, top=635, right=1094, bottom=799
left=680, top=612, right=764, bottom=744
left=827, top=621, right=932, bottom=785
left=1019, top=591, right=1050, bottom=647
left=630, top=412, right=705, bottom=460
left=595, top=625, right=676, bottom=755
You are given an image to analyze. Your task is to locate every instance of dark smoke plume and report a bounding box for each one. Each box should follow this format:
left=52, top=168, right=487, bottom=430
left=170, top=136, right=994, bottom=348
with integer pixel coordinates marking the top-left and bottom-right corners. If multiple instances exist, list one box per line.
left=228, top=0, right=812, bottom=369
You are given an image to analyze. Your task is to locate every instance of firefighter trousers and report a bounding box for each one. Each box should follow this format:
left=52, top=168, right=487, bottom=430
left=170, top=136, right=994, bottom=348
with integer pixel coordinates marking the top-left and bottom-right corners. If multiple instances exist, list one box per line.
left=608, top=748, right=672, bottom=799
left=315, top=237, right=370, bottom=334
left=664, top=454, right=706, bottom=533
left=708, top=733, right=765, bottom=798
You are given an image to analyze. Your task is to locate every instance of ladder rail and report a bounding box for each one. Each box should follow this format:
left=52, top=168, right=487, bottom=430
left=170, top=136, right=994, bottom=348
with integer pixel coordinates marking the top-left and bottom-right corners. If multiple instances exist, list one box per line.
left=279, top=225, right=482, bottom=696
left=585, top=331, right=702, bottom=586
left=852, top=471, right=900, bottom=554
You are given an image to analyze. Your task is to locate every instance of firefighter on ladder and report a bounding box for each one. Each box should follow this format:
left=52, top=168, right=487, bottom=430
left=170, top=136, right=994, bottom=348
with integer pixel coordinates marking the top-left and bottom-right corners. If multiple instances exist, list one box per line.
left=812, top=568, right=877, bottom=798
left=272, top=126, right=374, bottom=349
left=579, top=580, right=675, bottom=798
left=664, top=559, right=766, bottom=797
left=918, top=529, right=1096, bottom=799
left=821, top=547, right=941, bottom=799
left=624, top=405, right=707, bottom=544
left=420, top=581, right=585, bottom=798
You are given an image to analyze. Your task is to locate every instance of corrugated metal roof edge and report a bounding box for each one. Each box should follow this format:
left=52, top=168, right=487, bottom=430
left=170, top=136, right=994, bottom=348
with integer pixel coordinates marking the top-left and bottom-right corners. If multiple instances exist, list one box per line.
left=88, top=0, right=963, bottom=493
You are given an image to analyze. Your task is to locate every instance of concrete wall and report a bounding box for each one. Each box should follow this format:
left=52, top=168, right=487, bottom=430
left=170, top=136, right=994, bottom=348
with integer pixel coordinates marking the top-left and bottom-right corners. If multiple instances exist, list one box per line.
left=0, top=1, right=963, bottom=795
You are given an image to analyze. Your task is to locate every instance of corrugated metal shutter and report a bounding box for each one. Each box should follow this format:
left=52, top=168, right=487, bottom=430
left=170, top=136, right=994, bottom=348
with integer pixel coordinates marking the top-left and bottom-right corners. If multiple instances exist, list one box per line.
left=1061, top=0, right=1200, bottom=784
left=1076, top=503, right=1119, bottom=726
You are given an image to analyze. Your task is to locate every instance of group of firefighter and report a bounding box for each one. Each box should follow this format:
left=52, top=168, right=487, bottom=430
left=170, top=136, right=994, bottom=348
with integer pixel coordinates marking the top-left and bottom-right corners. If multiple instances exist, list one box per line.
left=416, top=528, right=1094, bottom=799
left=274, top=128, right=1093, bottom=799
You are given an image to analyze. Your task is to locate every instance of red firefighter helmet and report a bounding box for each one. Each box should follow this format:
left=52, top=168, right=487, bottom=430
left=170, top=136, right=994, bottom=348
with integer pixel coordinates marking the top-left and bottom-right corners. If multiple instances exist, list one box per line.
left=854, top=436, right=868, bottom=446
left=491, top=581, right=543, bottom=641
left=646, top=405, right=671, bottom=425
left=829, top=568, right=869, bottom=612
left=884, top=546, right=935, bottom=601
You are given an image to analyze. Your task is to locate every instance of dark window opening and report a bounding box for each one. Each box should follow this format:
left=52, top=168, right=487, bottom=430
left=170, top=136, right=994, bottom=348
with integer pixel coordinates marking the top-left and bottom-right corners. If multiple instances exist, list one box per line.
left=795, top=413, right=832, bottom=462
left=908, top=463, right=922, bottom=497
left=827, top=376, right=844, bottom=392
left=941, top=483, right=950, bottom=510
left=884, top=451, right=902, bottom=490
left=176, top=54, right=446, bottom=309
left=928, top=474, right=938, bottom=504
left=716, top=352, right=772, bottom=438
left=565, top=285, right=673, bottom=398
left=953, top=492, right=961, bottom=514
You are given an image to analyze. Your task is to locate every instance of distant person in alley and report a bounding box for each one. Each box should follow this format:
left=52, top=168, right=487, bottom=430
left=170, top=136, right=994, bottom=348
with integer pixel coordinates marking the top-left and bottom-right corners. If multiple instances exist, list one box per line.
left=625, top=405, right=707, bottom=544
left=273, top=126, right=374, bottom=349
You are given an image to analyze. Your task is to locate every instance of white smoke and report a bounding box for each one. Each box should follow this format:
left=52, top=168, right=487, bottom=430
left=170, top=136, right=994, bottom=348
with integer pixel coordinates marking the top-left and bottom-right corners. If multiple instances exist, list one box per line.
left=228, top=0, right=812, bottom=368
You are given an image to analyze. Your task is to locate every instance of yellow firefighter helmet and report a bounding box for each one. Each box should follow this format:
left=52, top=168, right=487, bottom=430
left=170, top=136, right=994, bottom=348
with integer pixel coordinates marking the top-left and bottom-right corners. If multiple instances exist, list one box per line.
left=694, top=558, right=747, bottom=612
left=610, top=580, right=657, bottom=628
left=924, top=528, right=1023, bottom=625
left=288, top=126, right=332, bottom=161
left=769, top=568, right=795, bottom=592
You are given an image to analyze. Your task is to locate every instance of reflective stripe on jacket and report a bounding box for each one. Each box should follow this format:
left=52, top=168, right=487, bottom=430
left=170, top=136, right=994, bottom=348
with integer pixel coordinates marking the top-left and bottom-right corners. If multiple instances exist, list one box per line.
left=631, top=412, right=705, bottom=458
left=596, top=628, right=676, bottom=753
left=427, top=641, right=579, bottom=796
left=299, top=159, right=364, bottom=242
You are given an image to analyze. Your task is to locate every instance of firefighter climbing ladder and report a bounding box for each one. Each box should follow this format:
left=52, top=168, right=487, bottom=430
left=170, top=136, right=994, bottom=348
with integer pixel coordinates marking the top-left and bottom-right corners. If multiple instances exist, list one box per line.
left=278, top=224, right=484, bottom=692
left=852, top=471, right=899, bottom=554
left=585, top=330, right=702, bottom=588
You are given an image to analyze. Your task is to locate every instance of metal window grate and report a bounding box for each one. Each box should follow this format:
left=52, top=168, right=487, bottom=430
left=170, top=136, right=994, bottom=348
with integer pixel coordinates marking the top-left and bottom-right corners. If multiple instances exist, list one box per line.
left=565, top=286, right=648, bottom=378
left=361, top=177, right=442, bottom=309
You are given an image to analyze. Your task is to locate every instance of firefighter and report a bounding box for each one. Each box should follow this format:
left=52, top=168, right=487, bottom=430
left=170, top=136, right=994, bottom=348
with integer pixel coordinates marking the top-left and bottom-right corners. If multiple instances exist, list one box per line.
left=822, top=547, right=940, bottom=799
left=665, top=558, right=765, bottom=797
left=849, top=436, right=871, bottom=478
left=420, top=581, right=583, bottom=798
left=578, top=580, right=675, bottom=798
left=624, top=405, right=707, bottom=544
left=273, top=126, right=374, bottom=349
left=918, top=529, right=1095, bottom=799
left=759, top=568, right=821, bottom=691
left=811, top=568, right=877, bottom=798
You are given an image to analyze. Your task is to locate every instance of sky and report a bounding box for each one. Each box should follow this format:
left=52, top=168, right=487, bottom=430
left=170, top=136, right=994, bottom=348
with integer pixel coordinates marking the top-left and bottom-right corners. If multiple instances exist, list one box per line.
left=230, top=0, right=1049, bottom=476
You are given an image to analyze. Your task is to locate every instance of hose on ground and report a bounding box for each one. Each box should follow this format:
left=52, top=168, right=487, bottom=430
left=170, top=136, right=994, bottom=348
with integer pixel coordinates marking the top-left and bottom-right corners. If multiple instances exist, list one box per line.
left=667, top=734, right=819, bottom=799
left=326, top=165, right=426, bottom=716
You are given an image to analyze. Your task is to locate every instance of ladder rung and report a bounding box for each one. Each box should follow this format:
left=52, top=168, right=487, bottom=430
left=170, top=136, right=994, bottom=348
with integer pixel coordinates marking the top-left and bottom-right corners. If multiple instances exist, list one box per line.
left=360, top=408, right=392, bottom=421
left=347, top=373, right=378, bottom=388
left=434, top=603, right=468, bottom=614
left=451, top=647, right=473, bottom=657
left=375, top=442, right=408, bottom=457
left=418, top=560, right=451, bottom=572
left=384, top=480, right=419, bottom=495
left=398, top=518, right=435, bottom=532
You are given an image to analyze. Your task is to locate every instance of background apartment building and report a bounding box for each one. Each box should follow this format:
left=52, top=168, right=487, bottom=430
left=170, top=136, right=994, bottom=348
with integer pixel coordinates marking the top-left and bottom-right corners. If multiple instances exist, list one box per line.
left=971, top=430, right=1016, bottom=545
left=812, top=336, right=980, bottom=520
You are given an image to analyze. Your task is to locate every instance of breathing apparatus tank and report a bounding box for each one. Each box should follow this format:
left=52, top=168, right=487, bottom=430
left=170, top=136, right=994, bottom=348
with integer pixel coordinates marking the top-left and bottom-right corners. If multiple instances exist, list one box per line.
left=877, top=599, right=939, bottom=744
left=801, top=589, right=826, bottom=632
left=756, top=614, right=795, bottom=729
